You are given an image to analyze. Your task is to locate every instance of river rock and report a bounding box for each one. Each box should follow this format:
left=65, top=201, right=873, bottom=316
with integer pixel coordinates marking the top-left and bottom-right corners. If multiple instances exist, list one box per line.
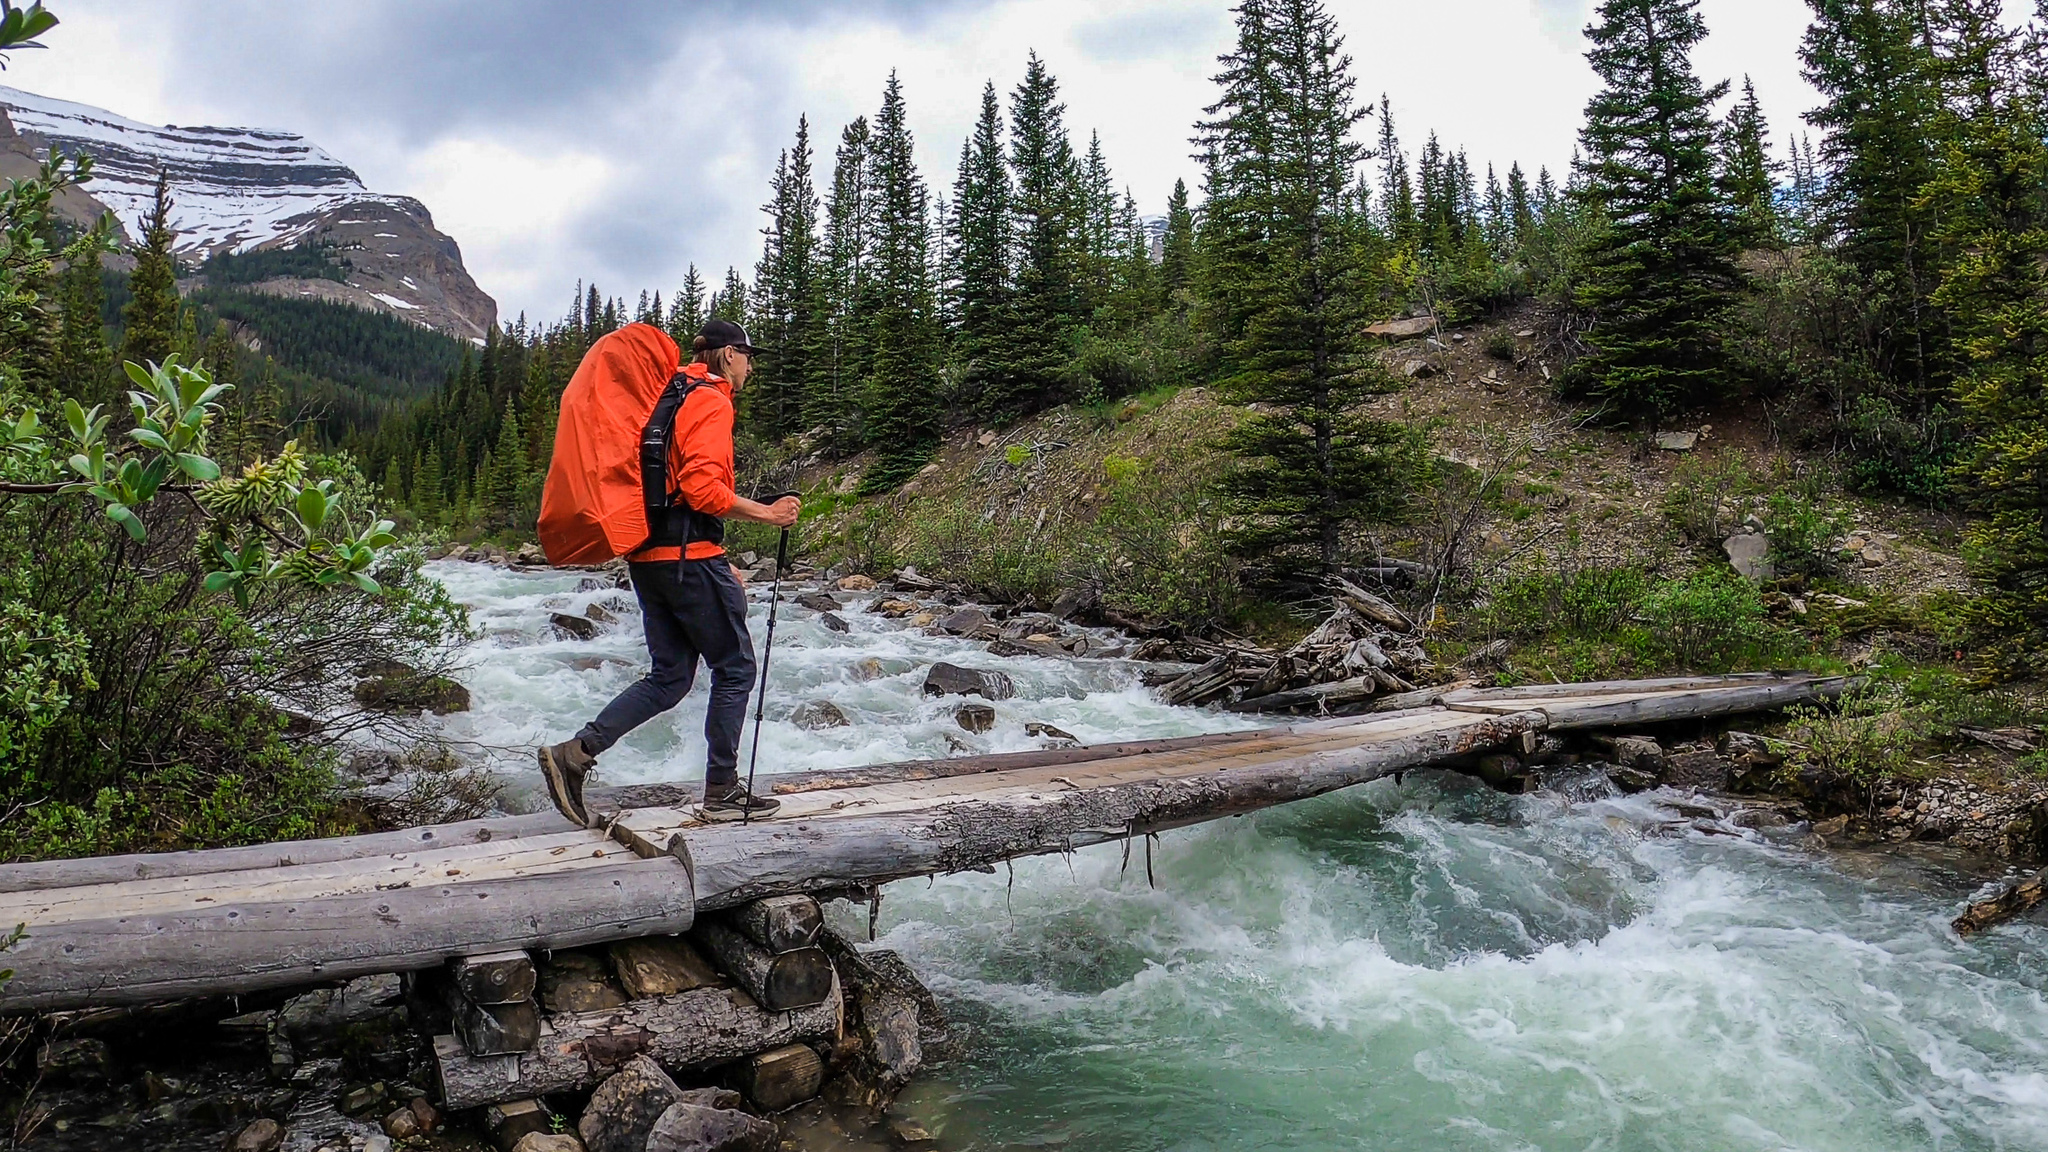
left=819, top=612, right=850, bottom=634
left=227, top=1118, right=284, bottom=1152
left=1662, top=748, right=1729, bottom=790
left=382, top=1106, right=421, bottom=1141
left=870, top=598, right=919, bottom=618
left=351, top=663, right=471, bottom=715
left=1596, top=735, right=1667, bottom=774
left=644, top=1102, right=775, bottom=1152
left=797, top=592, right=843, bottom=613
left=36, top=1037, right=110, bottom=1082
left=792, top=700, right=851, bottom=730
left=938, top=606, right=993, bottom=636
left=585, top=603, right=616, bottom=625
left=579, top=1056, right=684, bottom=1152
left=512, top=1135, right=586, bottom=1152
left=955, top=703, right=996, bottom=733
left=851, top=657, right=888, bottom=681
left=836, top=574, right=877, bottom=591
left=550, top=612, right=599, bottom=641
left=1050, top=586, right=1099, bottom=622
left=1024, top=722, right=1077, bottom=742
left=1723, top=531, right=1773, bottom=581
left=279, top=974, right=406, bottom=1058
left=922, top=662, right=1017, bottom=701
left=907, top=611, right=939, bottom=629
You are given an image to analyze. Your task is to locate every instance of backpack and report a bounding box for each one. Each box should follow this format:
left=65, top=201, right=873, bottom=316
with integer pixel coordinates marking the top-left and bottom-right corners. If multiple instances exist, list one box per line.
left=537, top=323, right=724, bottom=566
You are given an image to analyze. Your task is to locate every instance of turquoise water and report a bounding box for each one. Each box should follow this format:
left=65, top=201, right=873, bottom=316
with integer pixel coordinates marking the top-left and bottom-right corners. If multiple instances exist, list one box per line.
left=426, top=562, right=2048, bottom=1152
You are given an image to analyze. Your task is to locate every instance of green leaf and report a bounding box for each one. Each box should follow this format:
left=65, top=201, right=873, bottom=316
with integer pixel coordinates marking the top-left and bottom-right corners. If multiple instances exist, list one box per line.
left=12, top=409, right=37, bottom=439
left=176, top=453, right=220, bottom=481
left=62, top=398, right=86, bottom=440
left=295, top=486, right=328, bottom=533
left=129, top=427, right=170, bottom=452
left=349, top=572, right=382, bottom=594
left=104, top=503, right=144, bottom=540
left=122, top=360, right=154, bottom=389
left=203, top=570, right=237, bottom=593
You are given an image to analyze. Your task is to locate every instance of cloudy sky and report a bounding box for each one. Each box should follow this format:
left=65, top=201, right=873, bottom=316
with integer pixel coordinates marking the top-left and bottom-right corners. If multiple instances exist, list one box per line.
left=12, top=0, right=1825, bottom=324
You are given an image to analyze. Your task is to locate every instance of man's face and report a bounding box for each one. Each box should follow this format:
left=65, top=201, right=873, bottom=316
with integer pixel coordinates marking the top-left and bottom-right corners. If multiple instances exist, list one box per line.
left=725, top=348, right=753, bottom=388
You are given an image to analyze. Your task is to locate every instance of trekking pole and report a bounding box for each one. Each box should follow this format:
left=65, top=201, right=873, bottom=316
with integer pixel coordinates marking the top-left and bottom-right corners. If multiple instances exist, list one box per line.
left=742, top=494, right=798, bottom=825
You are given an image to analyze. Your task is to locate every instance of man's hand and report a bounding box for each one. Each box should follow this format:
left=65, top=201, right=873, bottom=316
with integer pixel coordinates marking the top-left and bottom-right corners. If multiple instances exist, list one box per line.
left=765, top=495, right=800, bottom=528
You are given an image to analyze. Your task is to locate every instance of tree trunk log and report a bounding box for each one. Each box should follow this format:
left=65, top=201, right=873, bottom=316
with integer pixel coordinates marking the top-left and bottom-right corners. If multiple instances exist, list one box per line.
left=732, top=1043, right=825, bottom=1111
left=447, top=986, right=541, bottom=1056
left=450, top=951, right=536, bottom=1006
left=730, top=896, right=824, bottom=953
left=433, top=982, right=841, bottom=1111
left=691, top=920, right=835, bottom=1010
left=2, top=857, right=695, bottom=1011
left=1226, top=676, right=1380, bottom=714
left=1953, top=870, right=2046, bottom=938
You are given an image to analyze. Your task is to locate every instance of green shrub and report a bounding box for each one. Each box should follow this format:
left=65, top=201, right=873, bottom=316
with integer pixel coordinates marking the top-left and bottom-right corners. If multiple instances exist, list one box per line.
left=1482, top=330, right=1518, bottom=362
left=1782, top=689, right=1933, bottom=786
left=1086, top=463, right=1244, bottom=631
left=1662, top=454, right=1759, bottom=546
left=1765, top=492, right=1851, bottom=579
left=1635, top=571, right=1792, bottom=670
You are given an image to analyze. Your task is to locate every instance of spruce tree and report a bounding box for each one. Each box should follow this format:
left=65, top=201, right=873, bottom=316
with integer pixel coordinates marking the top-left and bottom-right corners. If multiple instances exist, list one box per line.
left=949, top=81, right=1013, bottom=416
left=414, top=444, right=445, bottom=522
left=1158, top=177, right=1195, bottom=309
left=807, top=116, right=874, bottom=445
left=711, top=267, right=748, bottom=322
left=989, top=52, right=1082, bottom=418
left=1721, top=76, right=1783, bottom=247
left=1506, top=162, right=1536, bottom=255
left=749, top=117, right=821, bottom=438
left=120, top=170, right=181, bottom=372
left=1376, top=95, right=1418, bottom=246
left=1202, top=0, right=1422, bottom=576
left=486, top=404, right=529, bottom=526
left=53, top=228, right=110, bottom=403
left=1571, top=0, right=1745, bottom=426
left=382, top=456, right=406, bottom=504
left=1924, top=0, right=2048, bottom=674
left=856, top=72, right=942, bottom=490
left=668, top=265, right=706, bottom=344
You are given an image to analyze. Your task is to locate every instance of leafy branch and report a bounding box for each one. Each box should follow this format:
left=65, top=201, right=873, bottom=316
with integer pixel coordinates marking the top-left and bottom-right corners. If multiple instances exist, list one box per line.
left=2, top=357, right=398, bottom=604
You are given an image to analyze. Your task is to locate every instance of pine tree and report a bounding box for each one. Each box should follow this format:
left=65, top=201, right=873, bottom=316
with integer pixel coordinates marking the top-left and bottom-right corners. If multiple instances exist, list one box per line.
left=119, top=170, right=181, bottom=372
left=381, top=456, right=406, bottom=504
left=807, top=116, right=874, bottom=444
left=1202, top=0, right=1422, bottom=576
left=414, top=444, right=445, bottom=522
left=53, top=227, right=110, bottom=403
left=1924, top=0, right=2048, bottom=674
left=949, top=80, right=1013, bottom=415
left=749, top=117, right=821, bottom=438
left=1722, top=76, right=1783, bottom=247
left=1158, top=177, right=1196, bottom=309
left=989, top=52, right=1082, bottom=417
left=1571, top=0, right=1745, bottom=426
left=711, top=267, right=748, bottom=322
left=1076, top=130, right=1120, bottom=312
left=1376, top=95, right=1418, bottom=246
left=856, top=72, right=942, bottom=489
left=486, top=404, right=529, bottom=526
left=1506, top=162, right=1536, bottom=255
left=668, top=265, right=706, bottom=344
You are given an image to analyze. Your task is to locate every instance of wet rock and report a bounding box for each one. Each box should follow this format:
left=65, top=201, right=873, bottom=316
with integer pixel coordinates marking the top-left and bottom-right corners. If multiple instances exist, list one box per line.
left=585, top=603, right=616, bottom=625
left=577, top=577, right=608, bottom=592
left=1024, top=722, right=1077, bottom=741
left=382, top=1105, right=421, bottom=1141
left=407, top=1096, right=438, bottom=1134
left=512, top=1135, right=586, bottom=1152
left=869, top=598, right=920, bottom=618
left=541, top=950, right=629, bottom=1014
left=796, top=593, right=843, bottom=613
left=791, top=699, right=851, bottom=730
left=579, top=1055, right=683, bottom=1152
left=227, top=1118, right=285, bottom=1152
left=279, top=974, right=407, bottom=1059
left=1595, top=735, right=1667, bottom=774
left=1723, top=531, right=1773, bottom=582
left=1049, top=586, right=1099, bottom=622
left=1662, top=748, right=1729, bottom=790
left=1607, top=765, right=1660, bottom=793
left=818, top=612, right=850, bottom=634
left=551, top=612, right=599, bottom=641
left=835, top=574, right=877, bottom=592
left=906, top=611, right=939, bottom=629
left=988, top=637, right=1064, bottom=659
left=938, top=606, right=993, bottom=636
left=851, top=657, right=888, bottom=682
left=922, top=662, right=1016, bottom=701
left=645, top=1102, right=776, bottom=1152
left=955, top=703, right=996, bottom=733
left=37, top=1037, right=111, bottom=1082
left=351, top=663, right=470, bottom=715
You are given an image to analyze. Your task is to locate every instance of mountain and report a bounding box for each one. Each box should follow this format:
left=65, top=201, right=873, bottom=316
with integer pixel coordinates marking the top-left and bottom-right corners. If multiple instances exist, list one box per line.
left=0, top=84, right=496, bottom=341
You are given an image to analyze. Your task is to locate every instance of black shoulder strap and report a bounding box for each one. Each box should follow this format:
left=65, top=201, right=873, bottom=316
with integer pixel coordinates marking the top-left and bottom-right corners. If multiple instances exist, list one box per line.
left=640, top=372, right=705, bottom=510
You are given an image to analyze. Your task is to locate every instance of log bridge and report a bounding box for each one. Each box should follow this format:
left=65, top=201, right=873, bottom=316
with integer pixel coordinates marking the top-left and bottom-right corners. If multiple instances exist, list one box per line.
left=0, top=674, right=1845, bottom=1110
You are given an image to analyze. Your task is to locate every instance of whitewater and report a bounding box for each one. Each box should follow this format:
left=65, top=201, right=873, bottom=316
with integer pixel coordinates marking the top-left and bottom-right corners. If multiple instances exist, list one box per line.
left=425, top=561, right=2048, bottom=1152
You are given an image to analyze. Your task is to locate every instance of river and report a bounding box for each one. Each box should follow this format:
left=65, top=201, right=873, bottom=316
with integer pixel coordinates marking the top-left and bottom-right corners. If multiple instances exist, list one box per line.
left=424, top=561, right=2048, bottom=1152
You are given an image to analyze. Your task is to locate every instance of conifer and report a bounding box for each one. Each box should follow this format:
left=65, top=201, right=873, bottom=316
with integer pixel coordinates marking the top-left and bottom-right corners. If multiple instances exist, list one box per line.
left=1721, top=76, right=1782, bottom=247
left=414, top=444, right=444, bottom=521
left=989, top=52, right=1082, bottom=418
left=1158, top=178, right=1195, bottom=309
left=1571, top=0, right=1744, bottom=426
left=749, top=117, right=822, bottom=438
left=856, top=72, right=941, bottom=490
left=119, top=170, right=181, bottom=371
left=949, top=80, right=1013, bottom=415
left=53, top=229, right=109, bottom=402
left=807, top=116, right=874, bottom=444
left=669, top=265, right=706, bottom=344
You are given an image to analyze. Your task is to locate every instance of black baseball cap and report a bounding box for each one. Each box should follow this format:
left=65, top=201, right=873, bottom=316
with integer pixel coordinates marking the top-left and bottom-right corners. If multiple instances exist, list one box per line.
left=698, top=318, right=760, bottom=356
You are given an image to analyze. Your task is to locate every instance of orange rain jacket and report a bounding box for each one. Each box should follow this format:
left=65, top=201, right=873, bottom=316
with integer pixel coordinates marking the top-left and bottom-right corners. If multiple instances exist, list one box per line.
left=537, top=324, right=738, bottom=566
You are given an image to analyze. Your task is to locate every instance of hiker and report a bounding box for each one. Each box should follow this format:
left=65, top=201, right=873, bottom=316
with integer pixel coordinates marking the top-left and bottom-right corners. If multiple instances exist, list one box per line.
left=537, top=318, right=800, bottom=826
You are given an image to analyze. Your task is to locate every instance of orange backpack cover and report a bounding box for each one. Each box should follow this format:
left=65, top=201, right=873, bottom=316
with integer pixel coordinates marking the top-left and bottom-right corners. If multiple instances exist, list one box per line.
left=538, top=323, right=681, bottom=566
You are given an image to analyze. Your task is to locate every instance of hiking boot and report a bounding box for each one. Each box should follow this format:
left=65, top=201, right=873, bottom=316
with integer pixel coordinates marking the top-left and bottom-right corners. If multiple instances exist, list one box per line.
left=700, top=783, right=781, bottom=822
left=538, top=737, right=596, bottom=828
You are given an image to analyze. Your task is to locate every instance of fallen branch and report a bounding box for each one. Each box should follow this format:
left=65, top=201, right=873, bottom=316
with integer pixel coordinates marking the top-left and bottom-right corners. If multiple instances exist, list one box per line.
left=1953, top=870, right=2046, bottom=938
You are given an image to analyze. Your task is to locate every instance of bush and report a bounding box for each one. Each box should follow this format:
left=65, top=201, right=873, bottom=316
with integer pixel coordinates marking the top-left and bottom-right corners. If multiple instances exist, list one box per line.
left=1782, top=689, right=1933, bottom=787
left=1085, top=461, right=1244, bottom=631
left=1765, top=492, right=1851, bottom=579
left=1662, top=453, right=1759, bottom=546
left=1635, top=571, right=1792, bottom=670
left=1482, top=330, right=1518, bottom=362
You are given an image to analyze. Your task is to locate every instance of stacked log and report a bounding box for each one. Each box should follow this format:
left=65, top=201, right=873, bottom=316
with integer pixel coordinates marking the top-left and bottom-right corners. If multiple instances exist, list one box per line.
left=443, top=950, right=541, bottom=1056
left=1162, top=577, right=1439, bottom=714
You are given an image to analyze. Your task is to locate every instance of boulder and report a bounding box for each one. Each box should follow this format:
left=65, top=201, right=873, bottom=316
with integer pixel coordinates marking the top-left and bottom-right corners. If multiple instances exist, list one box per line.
left=791, top=700, right=851, bottom=730
left=1596, top=735, right=1668, bottom=774
left=227, top=1119, right=285, bottom=1152
left=511, top=1135, right=586, bottom=1152
left=819, top=612, right=850, bottom=634
left=383, top=1106, right=421, bottom=1141
left=869, top=598, right=920, bottom=618
left=1608, top=766, right=1660, bottom=794
left=578, top=1056, right=684, bottom=1152
left=1364, top=315, right=1437, bottom=339
left=577, top=577, right=608, bottom=592
left=796, top=593, right=843, bottom=613
left=835, top=574, right=877, bottom=592
left=351, top=664, right=471, bottom=715
left=1861, top=543, right=1888, bottom=567
left=1024, top=722, right=1077, bottom=742
left=1401, top=358, right=1435, bottom=379
left=922, top=662, right=1016, bottom=701
left=585, top=603, right=616, bottom=626
left=906, top=612, right=939, bottom=629
left=408, top=1097, right=439, bottom=1134
left=1663, top=748, right=1729, bottom=790
left=938, top=606, right=993, bottom=636
left=1723, top=531, right=1773, bottom=582
left=550, top=612, right=599, bottom=641
left=644, top=1102, right=775, bottom=1152
left=955, top=703, right=996, bottom=733
left=1050, top=586, right=1099, bottom=622
left=851, top=657, right=888, bottom=682
left=1655, top=430, right=1699, bottom=451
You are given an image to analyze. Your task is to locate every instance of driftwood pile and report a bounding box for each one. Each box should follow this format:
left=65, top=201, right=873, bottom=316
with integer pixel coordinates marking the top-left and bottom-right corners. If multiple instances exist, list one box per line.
left=1160, top=578, right=1441, bottom=715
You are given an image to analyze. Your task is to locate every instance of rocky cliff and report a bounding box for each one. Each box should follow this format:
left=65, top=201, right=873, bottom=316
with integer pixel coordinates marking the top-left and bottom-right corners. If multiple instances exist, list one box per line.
left=0, top=85, right=495, bottom=341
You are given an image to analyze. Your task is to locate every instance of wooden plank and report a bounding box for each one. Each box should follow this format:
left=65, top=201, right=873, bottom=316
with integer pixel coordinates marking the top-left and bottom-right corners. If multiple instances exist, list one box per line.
left=0, top=856, right=697, bottom=1013
left=0, top=811, right=569, bottom=895
left=1536, top=679, right=1851, bottom=729
left=3, top=828, right=631, bottom=927
left=434, top=980, right=841, bottom=1110
left=1436, top=673, right=1808, bottom=703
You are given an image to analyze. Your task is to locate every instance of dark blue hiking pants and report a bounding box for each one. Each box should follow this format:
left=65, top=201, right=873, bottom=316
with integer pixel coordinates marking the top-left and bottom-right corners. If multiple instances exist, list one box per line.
left=577, top=559, right=756, bottom=787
